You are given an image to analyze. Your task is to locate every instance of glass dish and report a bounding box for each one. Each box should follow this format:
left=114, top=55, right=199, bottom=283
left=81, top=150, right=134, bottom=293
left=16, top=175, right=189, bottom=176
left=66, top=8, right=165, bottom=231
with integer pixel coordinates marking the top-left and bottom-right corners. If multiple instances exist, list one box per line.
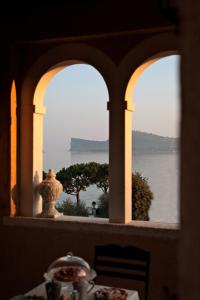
left=44, top=252, right=96, bottom=284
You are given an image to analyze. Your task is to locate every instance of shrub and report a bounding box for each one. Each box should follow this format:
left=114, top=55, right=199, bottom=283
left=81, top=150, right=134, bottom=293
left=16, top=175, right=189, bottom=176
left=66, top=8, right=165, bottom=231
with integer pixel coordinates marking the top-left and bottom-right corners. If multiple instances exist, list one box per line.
left=132, top=172, right=153, bottom=220
left=96, top=172, right=153, bottom=220
left=56, top=198, right=89, bottom=217
left=96, top=193, right=109, bottom=218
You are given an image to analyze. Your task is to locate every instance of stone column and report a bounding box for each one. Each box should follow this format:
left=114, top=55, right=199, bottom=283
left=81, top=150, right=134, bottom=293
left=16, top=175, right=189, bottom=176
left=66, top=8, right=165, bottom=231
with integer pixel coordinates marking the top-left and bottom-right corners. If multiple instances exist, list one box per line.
left=10, top=81, right=17, bottom=216
left=20, top=103, right=46, bottom=216
left=108, top=99, right=133, bottom=223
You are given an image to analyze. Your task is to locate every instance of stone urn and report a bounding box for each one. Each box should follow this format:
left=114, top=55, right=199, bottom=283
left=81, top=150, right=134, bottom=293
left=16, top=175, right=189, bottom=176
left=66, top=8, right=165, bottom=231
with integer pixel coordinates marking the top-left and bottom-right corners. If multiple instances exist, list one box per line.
left=37, top=169, right=63, bottom=218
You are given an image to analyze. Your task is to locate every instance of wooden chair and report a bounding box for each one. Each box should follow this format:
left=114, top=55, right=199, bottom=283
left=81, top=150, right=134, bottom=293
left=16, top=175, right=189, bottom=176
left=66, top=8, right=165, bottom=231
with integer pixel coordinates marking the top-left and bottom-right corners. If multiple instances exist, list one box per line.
left=94, top=244, right=150, bottom=300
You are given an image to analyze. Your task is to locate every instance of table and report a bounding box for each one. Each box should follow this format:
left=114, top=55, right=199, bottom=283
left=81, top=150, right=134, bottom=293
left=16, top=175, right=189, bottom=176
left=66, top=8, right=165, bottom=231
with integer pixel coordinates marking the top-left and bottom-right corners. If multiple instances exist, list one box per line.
left=25, top=282, right=140, bottom=300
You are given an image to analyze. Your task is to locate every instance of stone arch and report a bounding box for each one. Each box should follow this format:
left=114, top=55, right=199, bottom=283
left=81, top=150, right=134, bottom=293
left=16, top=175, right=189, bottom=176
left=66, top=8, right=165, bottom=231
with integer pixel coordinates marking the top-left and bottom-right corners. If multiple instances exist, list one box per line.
left=118, top=32, right=179, bottom=107
left=20, top=43, right=115, bottom=216
left=107, top=32, right=180, bottom=223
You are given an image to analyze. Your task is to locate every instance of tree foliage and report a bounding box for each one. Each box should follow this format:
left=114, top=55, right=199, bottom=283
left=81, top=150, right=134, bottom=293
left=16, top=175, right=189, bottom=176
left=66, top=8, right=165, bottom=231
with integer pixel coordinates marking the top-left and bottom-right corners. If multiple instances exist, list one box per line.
left=97, top=172, right=153, bottom=220
left=56, top=162, right=100, bottom=206
left=132, top=172, right=153, bottom=220
left=56, top=162, right=153, bottom=220
left=56, top=163, right=91, bottom=206
left=90, top=163, right=109, bottom=193
left=96, top=193, right=109, bottom=218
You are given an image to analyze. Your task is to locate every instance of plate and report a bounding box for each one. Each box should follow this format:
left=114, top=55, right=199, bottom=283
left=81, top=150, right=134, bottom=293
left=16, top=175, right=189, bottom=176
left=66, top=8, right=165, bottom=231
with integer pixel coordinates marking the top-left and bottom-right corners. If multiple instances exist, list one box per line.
left=94, top=287, right=128, bottom=300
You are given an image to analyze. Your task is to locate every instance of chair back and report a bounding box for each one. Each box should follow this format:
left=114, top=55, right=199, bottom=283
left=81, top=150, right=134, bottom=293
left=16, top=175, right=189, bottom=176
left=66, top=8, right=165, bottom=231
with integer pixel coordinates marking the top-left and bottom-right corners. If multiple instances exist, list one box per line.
left=94, top=244, right=150, bottom=300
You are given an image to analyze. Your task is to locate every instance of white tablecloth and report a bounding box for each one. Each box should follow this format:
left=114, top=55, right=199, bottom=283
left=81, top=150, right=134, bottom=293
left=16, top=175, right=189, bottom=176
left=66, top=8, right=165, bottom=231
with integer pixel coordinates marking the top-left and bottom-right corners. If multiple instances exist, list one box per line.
left=25, top=282, right=140, bottom=300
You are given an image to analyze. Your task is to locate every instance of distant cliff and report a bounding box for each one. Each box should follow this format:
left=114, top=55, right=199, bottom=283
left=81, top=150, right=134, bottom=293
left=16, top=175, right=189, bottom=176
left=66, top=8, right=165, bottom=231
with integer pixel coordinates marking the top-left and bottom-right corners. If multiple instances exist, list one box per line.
left=70, top=131, right=178, bottom=154
left=71, top=138, right=108, bottom=152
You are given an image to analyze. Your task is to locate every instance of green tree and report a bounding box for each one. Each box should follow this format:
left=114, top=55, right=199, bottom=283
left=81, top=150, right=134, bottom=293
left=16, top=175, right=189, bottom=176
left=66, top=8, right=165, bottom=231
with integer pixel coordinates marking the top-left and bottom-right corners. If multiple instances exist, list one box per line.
left=89, top=162, right=109, bottom=193
left=132, top=172, right=153, bottom=220
left=85, top=161, right=100, bottom=182
left=56, top=163, right=92, bottom=206
left=95, top=163, right=109, bottom=193
left=97, top=172, right=153, bottom=220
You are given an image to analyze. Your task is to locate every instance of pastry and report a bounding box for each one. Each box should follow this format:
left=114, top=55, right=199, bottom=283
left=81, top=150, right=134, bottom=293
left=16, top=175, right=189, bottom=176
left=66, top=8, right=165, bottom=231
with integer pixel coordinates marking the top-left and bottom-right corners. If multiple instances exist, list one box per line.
left=54, top=266, right=86, bottom=282
left=95, top=287, right=128, bottom=300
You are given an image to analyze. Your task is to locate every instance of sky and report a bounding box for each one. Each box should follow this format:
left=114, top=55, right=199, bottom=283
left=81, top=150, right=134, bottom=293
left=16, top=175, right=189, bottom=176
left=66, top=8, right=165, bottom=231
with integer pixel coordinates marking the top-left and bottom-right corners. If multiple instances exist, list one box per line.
left=43, top=55, right=180, bottom=152
left=133, top=55, right=180, bottom=138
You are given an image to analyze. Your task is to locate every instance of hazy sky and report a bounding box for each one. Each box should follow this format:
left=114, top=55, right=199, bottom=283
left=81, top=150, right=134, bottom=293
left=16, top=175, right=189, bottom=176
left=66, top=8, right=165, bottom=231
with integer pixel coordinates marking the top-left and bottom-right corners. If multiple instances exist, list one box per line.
left=134, top=55, right=180, bottom=137
left=44, top=55, right=180, bottom=152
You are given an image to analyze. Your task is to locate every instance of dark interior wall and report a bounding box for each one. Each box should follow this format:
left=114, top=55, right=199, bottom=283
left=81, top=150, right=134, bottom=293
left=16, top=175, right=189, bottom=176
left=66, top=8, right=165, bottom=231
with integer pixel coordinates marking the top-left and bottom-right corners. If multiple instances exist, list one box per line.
left=0, top=222, right=178, bottom=300
left=179, top=0, right=200, bottom=299
left=0, top=49, right=12, bottom=217
left=0, top=2, right=179, bottom=300
left=0, top=0, right=175, bottom=42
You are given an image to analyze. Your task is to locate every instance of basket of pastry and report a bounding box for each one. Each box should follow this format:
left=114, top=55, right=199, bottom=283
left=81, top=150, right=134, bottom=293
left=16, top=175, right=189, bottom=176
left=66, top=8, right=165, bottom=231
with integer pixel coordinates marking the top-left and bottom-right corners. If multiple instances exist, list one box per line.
left=95, top=287, right=128, bottom=300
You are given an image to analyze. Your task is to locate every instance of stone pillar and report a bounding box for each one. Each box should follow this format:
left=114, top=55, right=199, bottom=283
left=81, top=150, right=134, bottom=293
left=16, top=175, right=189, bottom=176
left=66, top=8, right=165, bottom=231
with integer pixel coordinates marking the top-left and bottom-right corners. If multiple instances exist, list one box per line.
left=20, top=103, right=46, bottom=216
left=10, top=81, right=17, bottom=216
left=108, top=99, right=133, bottom=223
left=0, top=76, right=11, bottom=217
left=179, top=1, right=200, bottom=299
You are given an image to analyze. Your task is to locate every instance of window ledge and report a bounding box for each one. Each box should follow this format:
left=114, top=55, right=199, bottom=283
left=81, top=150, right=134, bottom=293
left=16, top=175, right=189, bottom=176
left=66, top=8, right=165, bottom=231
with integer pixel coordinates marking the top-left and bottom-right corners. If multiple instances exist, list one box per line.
left=3, top=216, right=179, bottom=239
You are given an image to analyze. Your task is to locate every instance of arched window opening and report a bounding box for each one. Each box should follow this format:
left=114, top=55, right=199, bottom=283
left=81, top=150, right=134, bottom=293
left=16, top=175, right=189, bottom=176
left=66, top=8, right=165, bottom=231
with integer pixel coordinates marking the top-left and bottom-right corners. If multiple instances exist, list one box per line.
left=43, top=64, right=109, bottom=217
left=19, top=44, right=113, bottom=218
left=129, top=55, right=180, bottom=223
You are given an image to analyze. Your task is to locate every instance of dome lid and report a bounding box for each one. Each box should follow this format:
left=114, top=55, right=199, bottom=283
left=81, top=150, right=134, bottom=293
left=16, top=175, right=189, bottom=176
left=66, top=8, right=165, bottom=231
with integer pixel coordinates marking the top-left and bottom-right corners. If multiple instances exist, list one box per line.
left=44, top=252, right=96, bottom=283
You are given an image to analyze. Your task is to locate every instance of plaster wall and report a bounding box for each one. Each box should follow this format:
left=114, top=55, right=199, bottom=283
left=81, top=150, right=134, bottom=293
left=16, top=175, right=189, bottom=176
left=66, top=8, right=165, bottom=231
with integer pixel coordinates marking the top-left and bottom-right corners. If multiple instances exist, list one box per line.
left=179, top=1, right=200, bottom=299
left=0, top=9, right=180, bottom=300
left=0, top=220, right=178, bottom=300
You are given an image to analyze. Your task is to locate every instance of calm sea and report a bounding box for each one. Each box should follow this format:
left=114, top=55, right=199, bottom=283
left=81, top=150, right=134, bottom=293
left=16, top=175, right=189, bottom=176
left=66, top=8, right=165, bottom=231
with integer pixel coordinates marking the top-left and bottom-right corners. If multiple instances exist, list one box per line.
left=44, top=151, right=179, bottom=223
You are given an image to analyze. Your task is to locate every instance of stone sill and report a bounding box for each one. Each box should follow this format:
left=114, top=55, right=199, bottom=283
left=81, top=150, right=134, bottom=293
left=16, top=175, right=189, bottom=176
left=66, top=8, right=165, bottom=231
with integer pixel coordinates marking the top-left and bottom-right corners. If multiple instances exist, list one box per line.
left=3, top=216, right=179, bottom=239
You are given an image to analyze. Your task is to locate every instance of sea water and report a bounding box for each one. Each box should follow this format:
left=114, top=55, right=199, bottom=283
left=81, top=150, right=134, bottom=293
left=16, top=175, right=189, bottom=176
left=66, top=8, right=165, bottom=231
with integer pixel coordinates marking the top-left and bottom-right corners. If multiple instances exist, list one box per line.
left=44, top=150, right=179, bottom=223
